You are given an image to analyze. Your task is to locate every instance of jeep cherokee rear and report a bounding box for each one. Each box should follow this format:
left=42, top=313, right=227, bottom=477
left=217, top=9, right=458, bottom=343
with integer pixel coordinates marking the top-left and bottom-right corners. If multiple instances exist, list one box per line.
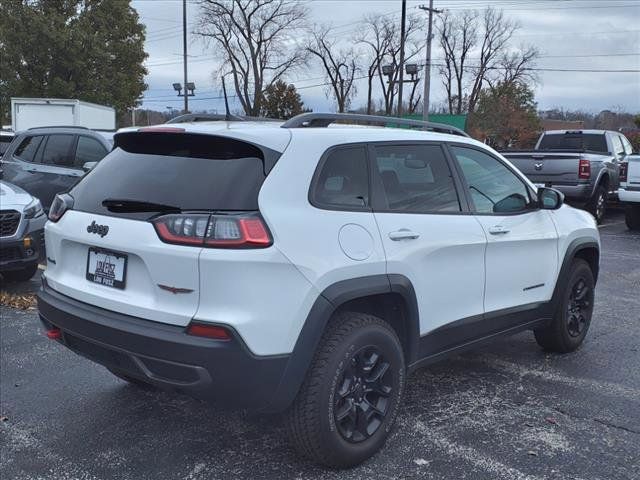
left=37, top=114, right=600, bottom=468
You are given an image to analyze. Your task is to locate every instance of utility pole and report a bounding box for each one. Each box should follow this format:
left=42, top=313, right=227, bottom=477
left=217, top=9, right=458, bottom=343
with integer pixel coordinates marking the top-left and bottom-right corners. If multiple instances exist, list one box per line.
left=221, top=75, right=231, bottom=120
left=182, top=0, right=189, bottom=114
left=419, top=1, right=442, bottom=122
left=397, top=0, right=407, bottom=117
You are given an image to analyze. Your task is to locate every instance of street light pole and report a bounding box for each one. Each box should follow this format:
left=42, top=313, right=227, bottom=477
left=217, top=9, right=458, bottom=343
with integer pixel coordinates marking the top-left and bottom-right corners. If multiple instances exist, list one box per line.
left=182, top=0, right=189, bottom=114
left=419, top=1, right=442, bottom=122
left=397, top=0, right=407, bottom=117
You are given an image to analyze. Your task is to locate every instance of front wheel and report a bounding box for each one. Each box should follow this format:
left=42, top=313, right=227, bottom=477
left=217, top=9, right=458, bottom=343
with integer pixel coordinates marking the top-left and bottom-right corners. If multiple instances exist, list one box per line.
left=625, top=205, right=640, bottom=230
left=286, top=312, right=405, bottom=468
left=534, top=259, right=595, bottom=353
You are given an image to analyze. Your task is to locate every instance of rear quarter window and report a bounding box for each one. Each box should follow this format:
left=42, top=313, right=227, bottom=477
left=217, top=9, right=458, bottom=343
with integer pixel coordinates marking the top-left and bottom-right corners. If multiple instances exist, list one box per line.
left=13, top=135, right=44, bottom=162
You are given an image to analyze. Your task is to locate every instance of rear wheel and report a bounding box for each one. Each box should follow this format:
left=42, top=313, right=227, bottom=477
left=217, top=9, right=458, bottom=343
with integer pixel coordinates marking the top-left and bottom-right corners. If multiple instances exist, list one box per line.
left=625, top=205, right=640, bottom=230
left=286, top=312, right=405, bottom=468
left=588, top=185, right=607, bottom=224
left=534, top=259, right=595, bottom=353
left=1, top=263, right=38, bottom=282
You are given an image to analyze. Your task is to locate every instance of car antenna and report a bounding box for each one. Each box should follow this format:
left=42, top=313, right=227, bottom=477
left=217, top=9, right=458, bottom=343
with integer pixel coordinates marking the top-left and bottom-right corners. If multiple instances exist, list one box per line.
left=222, top=75, right=231, bottom=121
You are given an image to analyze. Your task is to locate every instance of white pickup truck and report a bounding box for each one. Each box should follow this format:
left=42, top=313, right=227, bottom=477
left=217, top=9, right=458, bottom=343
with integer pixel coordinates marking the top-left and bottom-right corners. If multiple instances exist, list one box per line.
left=618, top=154, right=640, bottom=230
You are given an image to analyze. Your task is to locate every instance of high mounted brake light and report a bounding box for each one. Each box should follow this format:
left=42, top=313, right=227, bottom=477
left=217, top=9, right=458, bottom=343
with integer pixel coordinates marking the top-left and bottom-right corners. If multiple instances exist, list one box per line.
left=152, top=213, right=272, bottom=248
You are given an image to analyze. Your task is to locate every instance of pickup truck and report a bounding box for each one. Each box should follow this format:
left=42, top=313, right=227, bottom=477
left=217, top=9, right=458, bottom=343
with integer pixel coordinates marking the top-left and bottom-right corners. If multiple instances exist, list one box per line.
left=502, top=130, right=633, bottom=223
left=618, top=154, right=640, bottom=230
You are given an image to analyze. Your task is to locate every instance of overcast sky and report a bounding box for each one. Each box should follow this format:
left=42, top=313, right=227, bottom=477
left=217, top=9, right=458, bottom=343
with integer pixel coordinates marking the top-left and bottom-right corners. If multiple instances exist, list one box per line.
left=132, top=0, right=640, bottom=115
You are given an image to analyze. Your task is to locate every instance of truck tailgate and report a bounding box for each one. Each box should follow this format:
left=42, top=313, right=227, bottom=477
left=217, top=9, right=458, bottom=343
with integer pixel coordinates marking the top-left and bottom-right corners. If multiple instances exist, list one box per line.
left=503, top=152, right=581, bottom=184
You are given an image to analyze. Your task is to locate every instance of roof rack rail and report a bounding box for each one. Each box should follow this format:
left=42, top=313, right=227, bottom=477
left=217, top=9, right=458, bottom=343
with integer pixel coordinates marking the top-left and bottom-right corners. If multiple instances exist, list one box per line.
left=280, top=113, right=469, bottom=137
left=165, top=113, right=281, bottom=124
left=28, top=125, right=89, bottom=130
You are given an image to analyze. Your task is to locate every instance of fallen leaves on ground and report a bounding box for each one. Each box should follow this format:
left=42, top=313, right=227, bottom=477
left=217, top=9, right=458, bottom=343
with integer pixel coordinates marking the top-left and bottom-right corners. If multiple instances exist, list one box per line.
left=0, top=291, right=37, bottom=310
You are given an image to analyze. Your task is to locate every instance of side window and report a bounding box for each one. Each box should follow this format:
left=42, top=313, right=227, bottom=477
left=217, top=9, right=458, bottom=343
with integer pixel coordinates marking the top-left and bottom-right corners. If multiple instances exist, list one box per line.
left=75, top=136, right=107, bottom=166
left=451, top=146, right=533, bottom=214
left=13, top=135, right=44, bottom=163
left=41, top=135, right=76, bottom=167
left=612, top=135, right=625, bottom=156
left=312, top=146, right=369, bottom=209
left=373, top=144, right=461, bottom=213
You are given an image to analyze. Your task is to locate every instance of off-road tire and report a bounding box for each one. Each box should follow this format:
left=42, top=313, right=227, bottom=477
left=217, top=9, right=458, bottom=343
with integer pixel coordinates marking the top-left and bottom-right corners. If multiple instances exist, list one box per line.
left=286, top=312, right=405, bottom=468
left=625, top=205, right=640, bottom=231
left=587, top=185, right=607, bottom=224
left=1, top=263, right=38, bottom=282
left=534, top=259, right=595, bottom=353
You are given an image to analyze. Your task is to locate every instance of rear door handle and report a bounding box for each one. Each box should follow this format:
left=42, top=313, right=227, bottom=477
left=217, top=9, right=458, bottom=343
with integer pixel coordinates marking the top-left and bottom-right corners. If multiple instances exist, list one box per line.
left=488, top=225, right=510, bottom=235
left=388, top=229, right=420, bottom=241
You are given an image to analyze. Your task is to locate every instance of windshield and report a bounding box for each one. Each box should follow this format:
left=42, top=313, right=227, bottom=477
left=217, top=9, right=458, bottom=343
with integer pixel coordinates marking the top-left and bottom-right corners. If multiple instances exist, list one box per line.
left=538, top=133, right=608, bottom=153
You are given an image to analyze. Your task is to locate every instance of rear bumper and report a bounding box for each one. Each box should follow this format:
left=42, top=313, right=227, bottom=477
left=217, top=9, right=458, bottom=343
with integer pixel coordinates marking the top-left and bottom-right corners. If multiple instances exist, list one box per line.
left=618, top=187, right=640, bottom=204
left=36, top=280, right=291, bottom=411
left=549, top=184, right=593, bottom=202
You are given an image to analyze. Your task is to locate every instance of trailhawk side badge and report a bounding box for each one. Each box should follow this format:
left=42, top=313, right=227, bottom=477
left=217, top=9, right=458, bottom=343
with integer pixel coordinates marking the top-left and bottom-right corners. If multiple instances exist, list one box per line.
left=87, top=221, right=109, bottom=237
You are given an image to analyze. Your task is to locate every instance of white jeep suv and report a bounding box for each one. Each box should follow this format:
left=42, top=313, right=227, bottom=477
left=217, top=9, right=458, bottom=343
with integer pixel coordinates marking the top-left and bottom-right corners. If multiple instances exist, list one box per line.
left=37, top=113, right=600, bottom=468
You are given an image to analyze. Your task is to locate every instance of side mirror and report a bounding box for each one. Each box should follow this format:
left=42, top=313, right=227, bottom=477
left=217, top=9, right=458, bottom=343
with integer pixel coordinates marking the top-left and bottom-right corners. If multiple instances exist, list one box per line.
left=82, top=161, right=98, bottom=172
left=537, top=187, right=564, bottom=210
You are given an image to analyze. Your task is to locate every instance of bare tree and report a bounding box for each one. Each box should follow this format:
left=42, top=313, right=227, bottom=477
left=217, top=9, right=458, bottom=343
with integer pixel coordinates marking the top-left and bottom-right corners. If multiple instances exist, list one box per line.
left=467, top=8, right=518, bottom=113
left=196, top=0, right=308, bottom=116
left=358, top=13, right=423, bottom=115
left=437, top=10, right=477, bottom=115
left=436, top=7, right=537, bottom=114
left=357, top=14, right=394, bottom=114
left=307, top=26, right=359, bottom=113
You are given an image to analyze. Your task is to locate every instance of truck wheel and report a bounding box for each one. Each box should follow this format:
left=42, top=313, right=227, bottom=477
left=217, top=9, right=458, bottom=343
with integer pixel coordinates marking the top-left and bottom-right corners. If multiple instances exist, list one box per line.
left=625, top=205, right=640, bottom=230
left=286, top=312, right=405, bottom=468
left=1, top=263, right=38, bottom=282
left=534, top=259, right=594, bottom=353
left=587, top=185, right=607, bottom=224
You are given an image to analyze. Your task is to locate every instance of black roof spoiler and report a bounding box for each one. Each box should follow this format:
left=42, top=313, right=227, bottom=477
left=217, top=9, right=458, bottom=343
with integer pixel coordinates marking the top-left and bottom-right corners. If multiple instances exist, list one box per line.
left=280, top=113, right=469, bottom=137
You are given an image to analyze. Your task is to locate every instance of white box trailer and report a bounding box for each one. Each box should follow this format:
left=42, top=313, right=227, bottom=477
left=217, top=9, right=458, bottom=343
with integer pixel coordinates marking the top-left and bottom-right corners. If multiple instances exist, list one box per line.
left=10, top=98, right=116, bottom=132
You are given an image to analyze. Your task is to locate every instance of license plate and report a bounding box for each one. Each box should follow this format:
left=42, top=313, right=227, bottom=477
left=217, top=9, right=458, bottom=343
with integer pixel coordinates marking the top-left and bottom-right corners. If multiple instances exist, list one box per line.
left=86, top=247, right=127, bottom=289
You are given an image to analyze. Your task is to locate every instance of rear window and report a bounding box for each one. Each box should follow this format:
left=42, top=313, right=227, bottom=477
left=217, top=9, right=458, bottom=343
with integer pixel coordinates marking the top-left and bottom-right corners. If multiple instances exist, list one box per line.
left=70, top=132, right=278, bottom=220
left=538, top=133, right=608, bottom=153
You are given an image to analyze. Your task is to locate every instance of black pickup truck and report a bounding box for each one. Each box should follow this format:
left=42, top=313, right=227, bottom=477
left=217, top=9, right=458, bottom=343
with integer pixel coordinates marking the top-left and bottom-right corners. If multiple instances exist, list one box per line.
left=502, top=130, right=633, bottom=223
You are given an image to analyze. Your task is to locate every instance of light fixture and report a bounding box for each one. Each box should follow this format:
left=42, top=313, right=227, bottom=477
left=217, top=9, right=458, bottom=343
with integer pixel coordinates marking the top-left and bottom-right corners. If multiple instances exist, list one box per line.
left=382, top=65, right=394, bottom=76
left=405, top=64, right=418, bottom=75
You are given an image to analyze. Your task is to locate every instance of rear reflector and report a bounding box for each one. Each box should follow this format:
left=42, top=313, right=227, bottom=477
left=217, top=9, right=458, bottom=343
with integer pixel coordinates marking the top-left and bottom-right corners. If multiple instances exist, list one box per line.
left=46, top=328, right=62, bottom=340
left=152, top=213, right=272, bottom=248
left=186, top=323, right=231, bottom=340
left=578, top=158, right=591, bottom=179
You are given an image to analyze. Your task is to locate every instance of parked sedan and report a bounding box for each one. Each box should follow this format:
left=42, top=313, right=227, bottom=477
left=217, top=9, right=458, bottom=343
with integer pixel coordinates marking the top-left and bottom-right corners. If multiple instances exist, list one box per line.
left=0, top=126, right=112, bottom=210
left=0, top=180, right=46, bottom=281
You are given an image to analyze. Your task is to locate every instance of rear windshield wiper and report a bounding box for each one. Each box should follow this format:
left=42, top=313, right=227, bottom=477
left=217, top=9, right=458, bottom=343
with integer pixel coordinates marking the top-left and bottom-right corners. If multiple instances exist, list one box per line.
left=102, top=198, right=182, bottom=213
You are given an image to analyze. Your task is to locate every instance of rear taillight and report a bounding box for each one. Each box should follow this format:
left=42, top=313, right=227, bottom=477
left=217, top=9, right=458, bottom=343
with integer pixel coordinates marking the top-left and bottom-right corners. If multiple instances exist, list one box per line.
left=186, top=323, right=231, bottom=340
left=619, top=161, right=628, bottom=183
left=578, top=158, right=591, bottom=180
left=152, top=213, right=272, bottom=248
left=48, top=193, right=74, bottom=222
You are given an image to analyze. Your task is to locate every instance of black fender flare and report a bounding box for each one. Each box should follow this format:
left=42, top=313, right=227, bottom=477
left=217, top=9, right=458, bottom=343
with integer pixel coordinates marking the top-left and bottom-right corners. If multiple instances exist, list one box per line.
left=548, top=237, right=599, bottom=315
left=264, top=274, right=419, bottom=413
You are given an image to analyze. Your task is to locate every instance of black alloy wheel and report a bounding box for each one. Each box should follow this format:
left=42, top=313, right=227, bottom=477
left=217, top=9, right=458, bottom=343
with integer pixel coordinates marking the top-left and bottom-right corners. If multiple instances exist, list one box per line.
left=334, top=346, right=393, bottom=443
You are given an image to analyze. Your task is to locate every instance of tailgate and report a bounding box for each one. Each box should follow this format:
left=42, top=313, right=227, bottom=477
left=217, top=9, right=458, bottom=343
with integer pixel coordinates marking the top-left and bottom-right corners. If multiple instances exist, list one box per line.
left=503, top=152, right=581, bottom=184
left=627, top=155, right=640, bottom=188
left=44, top=210, right=201, bottom=326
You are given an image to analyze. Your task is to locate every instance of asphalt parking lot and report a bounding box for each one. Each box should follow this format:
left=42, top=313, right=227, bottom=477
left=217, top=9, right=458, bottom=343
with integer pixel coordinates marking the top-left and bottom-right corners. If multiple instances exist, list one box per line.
left=1, top=210, right=639, bottom=480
